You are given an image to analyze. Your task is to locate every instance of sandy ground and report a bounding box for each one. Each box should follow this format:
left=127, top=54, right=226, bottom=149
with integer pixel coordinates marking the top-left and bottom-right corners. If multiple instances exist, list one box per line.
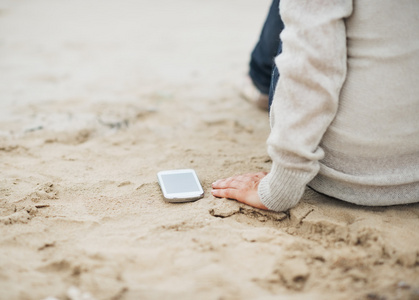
left=1, top=1, right=419, bottom=299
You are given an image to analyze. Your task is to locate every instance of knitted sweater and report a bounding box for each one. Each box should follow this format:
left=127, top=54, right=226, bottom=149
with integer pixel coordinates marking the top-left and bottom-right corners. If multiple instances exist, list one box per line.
left=258, top=0, right=419, bottom=212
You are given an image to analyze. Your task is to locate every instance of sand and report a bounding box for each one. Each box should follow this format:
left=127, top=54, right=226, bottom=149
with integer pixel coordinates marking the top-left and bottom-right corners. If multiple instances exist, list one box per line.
left=1, top=0, right=419, bottom=299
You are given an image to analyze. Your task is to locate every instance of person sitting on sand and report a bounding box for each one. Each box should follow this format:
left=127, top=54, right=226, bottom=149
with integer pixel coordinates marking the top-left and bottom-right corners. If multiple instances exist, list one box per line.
left=212, top=0, right=419, bottom=211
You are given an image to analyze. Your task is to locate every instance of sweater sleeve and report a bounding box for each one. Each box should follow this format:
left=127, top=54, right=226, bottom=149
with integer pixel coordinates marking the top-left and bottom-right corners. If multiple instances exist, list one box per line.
left=258, top=0, right=353, bottom=212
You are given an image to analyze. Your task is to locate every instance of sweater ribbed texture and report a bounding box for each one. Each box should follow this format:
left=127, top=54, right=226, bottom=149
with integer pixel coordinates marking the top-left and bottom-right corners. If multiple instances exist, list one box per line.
left=258, top=163, right=316, bottom=212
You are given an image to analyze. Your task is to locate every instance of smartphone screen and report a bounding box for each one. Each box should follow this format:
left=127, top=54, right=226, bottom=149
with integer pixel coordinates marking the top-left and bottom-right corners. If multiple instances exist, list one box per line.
left=160, top=172, right=201, bottom=194
left=157, top=169, right=204, bottom=202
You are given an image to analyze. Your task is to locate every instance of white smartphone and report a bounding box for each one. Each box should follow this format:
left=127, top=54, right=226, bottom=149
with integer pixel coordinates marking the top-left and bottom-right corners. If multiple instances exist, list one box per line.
left=157, top=169, right=204, bottom=203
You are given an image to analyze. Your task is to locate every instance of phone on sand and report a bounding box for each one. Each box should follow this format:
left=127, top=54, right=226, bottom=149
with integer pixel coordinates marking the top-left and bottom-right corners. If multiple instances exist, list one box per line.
left=157, top=169, right=204, bottom=203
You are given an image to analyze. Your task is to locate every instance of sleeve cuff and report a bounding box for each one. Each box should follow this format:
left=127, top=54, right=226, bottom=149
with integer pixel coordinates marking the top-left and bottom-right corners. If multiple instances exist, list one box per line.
left=258, top=163, right=316, bottom=212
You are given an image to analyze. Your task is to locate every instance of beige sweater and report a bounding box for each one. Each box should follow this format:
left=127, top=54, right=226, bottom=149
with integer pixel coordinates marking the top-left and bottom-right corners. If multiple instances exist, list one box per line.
left=258, top=0, right=419, bottom=212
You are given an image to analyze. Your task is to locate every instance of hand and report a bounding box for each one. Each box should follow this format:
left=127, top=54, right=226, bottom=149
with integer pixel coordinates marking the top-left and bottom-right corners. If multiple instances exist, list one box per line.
left=211, top=172, right=269, bottom=210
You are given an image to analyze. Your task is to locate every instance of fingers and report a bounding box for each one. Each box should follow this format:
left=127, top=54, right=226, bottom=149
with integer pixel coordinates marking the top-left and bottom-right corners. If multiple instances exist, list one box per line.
left=211, top=172, right=269, bottom=210
left=211, top=175, right=249, bottom=200
left=211, top=188, right=240, bottom=200
left=211, top=172, right=268, bottom=198
left=212, top=176, right=244, bottom=189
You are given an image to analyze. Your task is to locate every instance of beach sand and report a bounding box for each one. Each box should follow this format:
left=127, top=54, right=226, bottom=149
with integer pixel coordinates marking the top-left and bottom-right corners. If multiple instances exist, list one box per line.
left=1, top=0, right=418, bottom=299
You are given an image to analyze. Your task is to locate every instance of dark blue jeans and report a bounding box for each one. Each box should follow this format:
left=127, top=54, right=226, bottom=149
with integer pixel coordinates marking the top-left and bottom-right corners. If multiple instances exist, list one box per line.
left=249, top=0, right=283, bottom=107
